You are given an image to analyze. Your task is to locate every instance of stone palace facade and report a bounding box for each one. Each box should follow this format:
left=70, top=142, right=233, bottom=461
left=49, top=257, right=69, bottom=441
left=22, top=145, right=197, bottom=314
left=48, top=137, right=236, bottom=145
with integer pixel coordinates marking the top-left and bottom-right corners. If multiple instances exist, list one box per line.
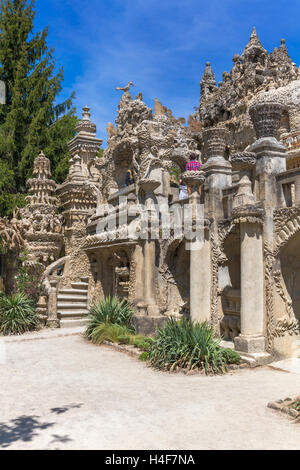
left=1, top=28, right=300, bottom=363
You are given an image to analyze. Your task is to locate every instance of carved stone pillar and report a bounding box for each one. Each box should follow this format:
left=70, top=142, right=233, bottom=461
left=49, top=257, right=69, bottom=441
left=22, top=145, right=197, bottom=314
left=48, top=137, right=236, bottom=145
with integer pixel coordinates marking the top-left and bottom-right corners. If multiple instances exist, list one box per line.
left=248, top=98, right=287, bottom=211
left=46, top=279, right=59, bottom=328
left=202, top=127, right=232, bottom=219
left=182, top=171, right=211, bottom=323
left=140, top=178, right=160, bottom=316
left=233, top=206, right=266, bottom=353
left=231, top=152, right=256, bottom=208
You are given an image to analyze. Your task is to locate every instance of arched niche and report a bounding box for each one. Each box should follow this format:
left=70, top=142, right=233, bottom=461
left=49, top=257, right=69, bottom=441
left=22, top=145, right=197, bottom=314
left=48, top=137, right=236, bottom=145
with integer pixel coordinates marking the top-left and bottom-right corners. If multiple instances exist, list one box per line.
left=220, top=229, right=241, bottom=340
left=279, top=230, right=300, bottom=321
left=113, top=143, right=135, bottom=190
left=166, top=240, right=190, bottom=315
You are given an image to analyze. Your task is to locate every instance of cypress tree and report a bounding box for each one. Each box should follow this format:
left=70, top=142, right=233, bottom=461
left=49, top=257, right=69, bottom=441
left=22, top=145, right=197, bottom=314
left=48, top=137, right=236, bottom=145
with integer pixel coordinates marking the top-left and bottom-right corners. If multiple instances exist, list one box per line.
left=0, top=0, right=76, bottom=216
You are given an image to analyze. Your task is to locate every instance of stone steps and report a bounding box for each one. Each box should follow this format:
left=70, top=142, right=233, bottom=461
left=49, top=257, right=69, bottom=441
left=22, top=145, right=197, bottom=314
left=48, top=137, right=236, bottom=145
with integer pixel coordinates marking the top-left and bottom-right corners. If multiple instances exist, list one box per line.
left=57, top=278, right=89, bottom=328
left=71, top=281, right=89, bottom=290
left=58, top=289, right=88, bottom=297
left=58, top=309, right=89, bottom=317
left=57, top=303, right=88, bottom=309
left=60, top=318, right=89, bottom=329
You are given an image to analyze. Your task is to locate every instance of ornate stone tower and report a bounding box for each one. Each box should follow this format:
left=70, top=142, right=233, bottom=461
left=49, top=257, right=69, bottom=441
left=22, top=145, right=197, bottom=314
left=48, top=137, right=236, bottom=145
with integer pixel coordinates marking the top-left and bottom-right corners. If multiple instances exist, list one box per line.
left=57, top=106, right=103, bottom=286
left=20, top=152, right=63, bottom=264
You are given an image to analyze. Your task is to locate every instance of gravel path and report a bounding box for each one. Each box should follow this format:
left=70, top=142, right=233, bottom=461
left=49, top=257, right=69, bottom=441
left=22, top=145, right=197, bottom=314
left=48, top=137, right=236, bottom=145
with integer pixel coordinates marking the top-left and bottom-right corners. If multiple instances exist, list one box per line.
left=0, top=333, right=300, bottom=450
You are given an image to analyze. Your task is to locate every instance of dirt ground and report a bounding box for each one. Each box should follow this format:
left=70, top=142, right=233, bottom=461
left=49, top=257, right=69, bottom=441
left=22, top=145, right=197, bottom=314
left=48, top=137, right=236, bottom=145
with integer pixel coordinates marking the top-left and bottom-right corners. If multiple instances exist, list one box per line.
left=0, top=332, right=300, bottom=450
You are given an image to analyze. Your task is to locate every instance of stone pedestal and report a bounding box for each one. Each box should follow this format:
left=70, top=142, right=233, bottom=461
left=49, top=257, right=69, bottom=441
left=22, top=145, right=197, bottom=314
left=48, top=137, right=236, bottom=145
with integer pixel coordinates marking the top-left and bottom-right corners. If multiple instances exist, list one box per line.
left=233, top=207, right=265, bottom=353
left=46, top=279, right=60, bottom=328
left=248, top=99, right=287, bottom=210
left=231, top=152, right=256, bottom=209
left=202, top=127, right=232, bottom=218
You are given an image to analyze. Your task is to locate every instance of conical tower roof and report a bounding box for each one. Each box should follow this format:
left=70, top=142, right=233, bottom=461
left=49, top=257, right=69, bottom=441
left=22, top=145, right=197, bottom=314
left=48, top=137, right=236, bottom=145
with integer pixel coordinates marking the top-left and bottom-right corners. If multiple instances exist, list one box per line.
left=241, top=27, right=267, bottom=60
left=200, top=62, right=217, bottom=87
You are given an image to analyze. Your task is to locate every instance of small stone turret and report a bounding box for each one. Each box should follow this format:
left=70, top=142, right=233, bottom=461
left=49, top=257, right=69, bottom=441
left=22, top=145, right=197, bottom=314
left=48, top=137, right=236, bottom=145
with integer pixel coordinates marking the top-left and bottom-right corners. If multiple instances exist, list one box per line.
left=200, top=62, right=217, bottom=99
left=241, top=26, right=267, bottom=62
left=20, top=152, right=63, bottom=264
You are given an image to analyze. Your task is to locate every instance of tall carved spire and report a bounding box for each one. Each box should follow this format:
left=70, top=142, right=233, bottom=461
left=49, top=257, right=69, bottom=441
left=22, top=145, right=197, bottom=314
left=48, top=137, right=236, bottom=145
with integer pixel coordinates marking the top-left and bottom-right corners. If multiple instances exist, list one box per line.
left=200, top=62, right=217, bottom=98
left=241, top=27, right=267, bottom=60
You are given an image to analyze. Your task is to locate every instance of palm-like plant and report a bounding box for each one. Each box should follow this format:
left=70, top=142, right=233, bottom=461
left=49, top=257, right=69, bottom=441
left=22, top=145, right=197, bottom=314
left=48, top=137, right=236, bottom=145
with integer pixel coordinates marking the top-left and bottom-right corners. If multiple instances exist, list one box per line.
left=85, top=296, right=135, bottom=342
left=147, top=317, right=240, bottom=374
left=0, top=293, right=39, bottom=335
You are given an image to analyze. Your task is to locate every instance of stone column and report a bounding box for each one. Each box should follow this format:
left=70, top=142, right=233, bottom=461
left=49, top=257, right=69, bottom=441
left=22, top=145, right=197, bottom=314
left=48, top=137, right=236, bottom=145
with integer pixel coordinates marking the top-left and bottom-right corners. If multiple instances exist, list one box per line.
left=182, top=170, right=211, bottom=323
left=248, top=98, right=287, bottom=211
left=140, top=178, right=160, bottom=316
left=233, top=206, right=266, bottom=353
left=202, top=127, right=232, bottom=219
left=231, top=152, right=256, bottom=209
left=46, top=279, right=60, bottom=328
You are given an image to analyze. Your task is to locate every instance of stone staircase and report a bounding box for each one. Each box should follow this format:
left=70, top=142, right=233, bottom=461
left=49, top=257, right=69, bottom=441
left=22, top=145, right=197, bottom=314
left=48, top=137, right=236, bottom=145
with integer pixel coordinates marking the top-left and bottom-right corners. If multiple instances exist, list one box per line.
left=57, top=277, right=89, bottom=328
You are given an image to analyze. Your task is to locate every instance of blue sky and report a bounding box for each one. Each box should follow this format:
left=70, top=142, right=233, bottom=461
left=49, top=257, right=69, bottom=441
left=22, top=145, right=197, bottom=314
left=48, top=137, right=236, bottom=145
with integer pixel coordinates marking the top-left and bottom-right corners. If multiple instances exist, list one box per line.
left=34, top=0, right=300, bottom=146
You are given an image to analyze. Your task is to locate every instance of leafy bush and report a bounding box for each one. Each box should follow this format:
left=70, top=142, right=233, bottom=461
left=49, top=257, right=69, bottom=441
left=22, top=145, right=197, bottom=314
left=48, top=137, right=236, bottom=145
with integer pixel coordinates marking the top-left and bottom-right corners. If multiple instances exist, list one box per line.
left=130, top=335, right=154, bottom=352
left=85, top=323, right=133, bottom=345
left=147, top=317, right=241, bottom=374
left=0, top=293, right=39, bottom=335
left=221, top=347, right=241, bottom=365
left=139, top=351, right=150, bottom=362
left=85, top=296, right=135, bottom=341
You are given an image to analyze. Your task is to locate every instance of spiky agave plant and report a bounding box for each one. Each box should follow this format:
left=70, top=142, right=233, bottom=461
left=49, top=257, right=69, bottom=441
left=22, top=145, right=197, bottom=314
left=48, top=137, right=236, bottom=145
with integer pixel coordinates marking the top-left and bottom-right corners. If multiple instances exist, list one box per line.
left=0, top=293, right=39, bottom=335
left=85, top=296, right=135, bottom=342
left=147, top=317, right=240, bottom=374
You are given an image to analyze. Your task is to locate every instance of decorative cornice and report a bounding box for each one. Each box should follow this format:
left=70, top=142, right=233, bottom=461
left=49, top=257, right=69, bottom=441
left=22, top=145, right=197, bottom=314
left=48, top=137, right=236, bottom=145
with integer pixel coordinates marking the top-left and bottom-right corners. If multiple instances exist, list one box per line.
left=232, top=204, right=265, bottom=224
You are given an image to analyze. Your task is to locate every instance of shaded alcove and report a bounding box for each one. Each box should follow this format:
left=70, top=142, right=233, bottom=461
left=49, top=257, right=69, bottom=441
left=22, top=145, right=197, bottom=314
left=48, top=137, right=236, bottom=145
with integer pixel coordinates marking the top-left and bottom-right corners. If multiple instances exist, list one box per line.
left=166, top=240, right=190, bottom=315
left=280, top=230, right=300, bottom=321
left=220, top=229, right=241, bottom=340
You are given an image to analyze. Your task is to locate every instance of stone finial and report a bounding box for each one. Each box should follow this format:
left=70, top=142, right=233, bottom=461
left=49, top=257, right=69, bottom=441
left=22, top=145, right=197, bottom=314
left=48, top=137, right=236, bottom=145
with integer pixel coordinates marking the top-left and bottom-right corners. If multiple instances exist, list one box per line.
left=279, top=37, right=289, bottom=56
left=249, top=97, right=286, bottom=139
left=32, top=152, right=51, bottom=180
left=231, top=152, right=256, bottom=208
left=241, top=27, right=267, bottom=60
left=82, top=105, right=91, bottom=120
left=182, top=170, right=205, bottom=196
left=202, top=127, right=228, bottom=159
left=200, top=62, right=217, bottom=97
left=75, top=105, right=97, bottom=135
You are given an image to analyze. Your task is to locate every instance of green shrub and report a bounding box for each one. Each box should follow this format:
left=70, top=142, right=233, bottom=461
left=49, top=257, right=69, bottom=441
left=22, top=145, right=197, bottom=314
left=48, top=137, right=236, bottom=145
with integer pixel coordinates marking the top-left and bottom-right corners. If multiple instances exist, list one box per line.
left=221, top=348, right=241, bottom=365
left=85, top=296, right=135, bottom=337
left=85, top=296, right=139, bottom=345
left=0, top=293, right=39, bottom=335
left=130, top=335, right=154, bottom=352
left=85, top=323, right=133, bottom=345
left=147, top=317, right=240, bottom=374
left=139, top=351, right=150, bottom=362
